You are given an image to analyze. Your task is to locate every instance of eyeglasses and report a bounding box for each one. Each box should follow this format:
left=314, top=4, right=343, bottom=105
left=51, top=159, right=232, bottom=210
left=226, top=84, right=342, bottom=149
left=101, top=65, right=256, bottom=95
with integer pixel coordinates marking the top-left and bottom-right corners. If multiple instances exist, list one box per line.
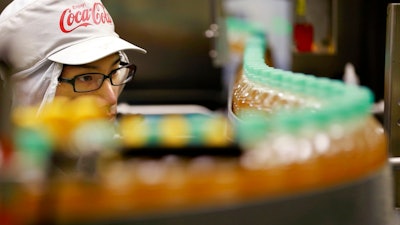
left=58, top=62, right=137, bottom=93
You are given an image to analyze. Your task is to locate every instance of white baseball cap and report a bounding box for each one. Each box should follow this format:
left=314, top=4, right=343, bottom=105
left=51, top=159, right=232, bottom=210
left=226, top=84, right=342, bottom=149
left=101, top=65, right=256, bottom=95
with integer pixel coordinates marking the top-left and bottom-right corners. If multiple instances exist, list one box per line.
left=0, top=0, right=146, bottom=72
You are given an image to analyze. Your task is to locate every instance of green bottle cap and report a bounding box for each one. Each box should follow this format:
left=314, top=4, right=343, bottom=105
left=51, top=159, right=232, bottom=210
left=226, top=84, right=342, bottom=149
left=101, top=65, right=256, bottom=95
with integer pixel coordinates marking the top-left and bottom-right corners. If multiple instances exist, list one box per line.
left=14, top=127, right=53, bottom=167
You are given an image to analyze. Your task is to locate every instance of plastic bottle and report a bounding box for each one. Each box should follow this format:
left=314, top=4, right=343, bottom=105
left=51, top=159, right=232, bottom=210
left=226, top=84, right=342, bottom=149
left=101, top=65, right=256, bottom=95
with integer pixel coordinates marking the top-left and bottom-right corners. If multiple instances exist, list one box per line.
left=293, top=0, right=314, bottom=52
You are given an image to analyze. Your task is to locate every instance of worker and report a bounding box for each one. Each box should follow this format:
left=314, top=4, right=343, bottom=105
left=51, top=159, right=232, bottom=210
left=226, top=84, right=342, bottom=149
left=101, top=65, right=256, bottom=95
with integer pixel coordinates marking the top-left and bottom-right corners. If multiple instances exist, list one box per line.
left=0, top=0, right=146, bottom=121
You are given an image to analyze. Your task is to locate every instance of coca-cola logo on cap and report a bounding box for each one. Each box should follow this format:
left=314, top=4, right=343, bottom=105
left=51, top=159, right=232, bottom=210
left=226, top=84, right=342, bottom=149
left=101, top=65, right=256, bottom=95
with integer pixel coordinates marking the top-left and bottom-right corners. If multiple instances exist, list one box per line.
left=59, top=2, right=113, bottom=33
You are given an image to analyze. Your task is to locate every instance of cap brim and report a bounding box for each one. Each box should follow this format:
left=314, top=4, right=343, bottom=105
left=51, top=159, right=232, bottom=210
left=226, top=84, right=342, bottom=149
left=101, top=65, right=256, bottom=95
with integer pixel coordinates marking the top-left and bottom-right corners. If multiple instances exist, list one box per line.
left=47, top=36, right=146, bottom=65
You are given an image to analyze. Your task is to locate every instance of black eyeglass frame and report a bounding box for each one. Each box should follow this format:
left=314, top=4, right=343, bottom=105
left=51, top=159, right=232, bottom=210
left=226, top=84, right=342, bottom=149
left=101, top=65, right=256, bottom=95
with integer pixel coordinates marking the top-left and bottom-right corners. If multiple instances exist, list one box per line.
left=58, top=62, right=137, bottom=93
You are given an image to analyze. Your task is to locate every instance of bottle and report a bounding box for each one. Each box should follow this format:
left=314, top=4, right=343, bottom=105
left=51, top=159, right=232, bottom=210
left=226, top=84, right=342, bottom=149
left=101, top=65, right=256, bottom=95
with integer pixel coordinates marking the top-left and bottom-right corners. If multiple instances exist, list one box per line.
left=293, top=0, right=314, bottom=52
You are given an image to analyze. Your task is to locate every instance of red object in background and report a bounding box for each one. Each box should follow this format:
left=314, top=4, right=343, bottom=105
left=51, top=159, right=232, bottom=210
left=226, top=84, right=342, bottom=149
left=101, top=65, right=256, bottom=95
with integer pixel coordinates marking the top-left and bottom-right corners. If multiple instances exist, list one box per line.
left=294, top=23, right=314, bottom=52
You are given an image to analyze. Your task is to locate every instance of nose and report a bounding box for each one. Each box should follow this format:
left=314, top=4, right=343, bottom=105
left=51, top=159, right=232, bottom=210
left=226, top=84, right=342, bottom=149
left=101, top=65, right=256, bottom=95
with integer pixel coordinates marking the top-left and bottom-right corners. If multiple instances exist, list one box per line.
left=96, top=79, right=119, bottom=107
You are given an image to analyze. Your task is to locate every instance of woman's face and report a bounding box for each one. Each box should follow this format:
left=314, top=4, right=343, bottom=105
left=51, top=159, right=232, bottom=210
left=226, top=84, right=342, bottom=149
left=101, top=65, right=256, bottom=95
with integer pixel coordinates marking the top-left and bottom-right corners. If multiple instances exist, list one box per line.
left=55, top=53, right=123, bottom=121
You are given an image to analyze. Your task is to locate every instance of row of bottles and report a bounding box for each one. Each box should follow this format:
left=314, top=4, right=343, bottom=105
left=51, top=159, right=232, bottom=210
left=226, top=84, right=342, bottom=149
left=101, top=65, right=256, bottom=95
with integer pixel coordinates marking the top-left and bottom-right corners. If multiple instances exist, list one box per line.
left=230, top=27, right=388, bottom=193
left=232, top=36, right=323, bottom=117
